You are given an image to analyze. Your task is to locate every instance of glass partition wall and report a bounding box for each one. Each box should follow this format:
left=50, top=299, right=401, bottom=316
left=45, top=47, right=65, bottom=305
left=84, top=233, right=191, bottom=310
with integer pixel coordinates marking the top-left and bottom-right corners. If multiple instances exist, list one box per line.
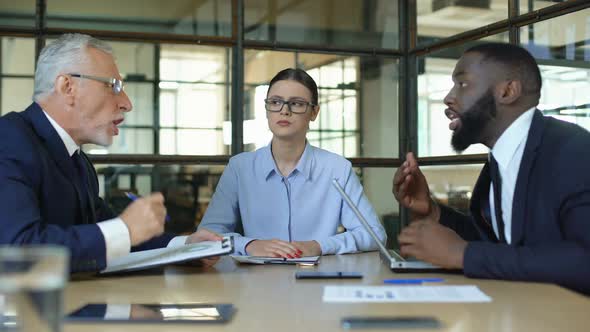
left=0, top=0, right=588, bottom=242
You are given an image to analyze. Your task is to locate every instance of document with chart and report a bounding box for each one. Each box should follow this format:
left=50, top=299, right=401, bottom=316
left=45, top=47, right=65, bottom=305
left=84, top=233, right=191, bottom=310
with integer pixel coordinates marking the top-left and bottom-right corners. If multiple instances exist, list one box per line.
left=101, top=236, right=234, bottom=274
left=323, top=285, right=491, bottom=303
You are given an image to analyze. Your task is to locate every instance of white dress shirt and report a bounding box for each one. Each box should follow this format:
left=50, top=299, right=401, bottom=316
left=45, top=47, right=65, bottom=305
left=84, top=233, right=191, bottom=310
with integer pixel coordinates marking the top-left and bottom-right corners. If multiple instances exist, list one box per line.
left=43, top=111, right=190, bottom=265
left=43, top=111, right=132, bottom=263
left=489, top=107, right=536, bottom=244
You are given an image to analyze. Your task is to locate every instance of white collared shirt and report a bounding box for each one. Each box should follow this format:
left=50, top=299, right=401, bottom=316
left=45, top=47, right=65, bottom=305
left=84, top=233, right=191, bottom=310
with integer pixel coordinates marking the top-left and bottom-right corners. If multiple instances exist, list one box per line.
left=42, top=110, right=132, bottom=264
left=42, top=111, right=189, bottom=263
left=489, top=107, right=536, bottom=244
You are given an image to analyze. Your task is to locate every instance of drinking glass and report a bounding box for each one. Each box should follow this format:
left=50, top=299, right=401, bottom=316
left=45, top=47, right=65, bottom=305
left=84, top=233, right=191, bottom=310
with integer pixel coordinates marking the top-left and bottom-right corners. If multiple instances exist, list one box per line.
left=0, top=246, right=69, bottom=332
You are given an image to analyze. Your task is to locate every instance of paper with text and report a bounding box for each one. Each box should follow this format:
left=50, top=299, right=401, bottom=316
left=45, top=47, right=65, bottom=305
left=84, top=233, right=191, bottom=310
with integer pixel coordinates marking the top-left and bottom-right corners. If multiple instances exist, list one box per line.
left=323, top=285, right=491, bottom=303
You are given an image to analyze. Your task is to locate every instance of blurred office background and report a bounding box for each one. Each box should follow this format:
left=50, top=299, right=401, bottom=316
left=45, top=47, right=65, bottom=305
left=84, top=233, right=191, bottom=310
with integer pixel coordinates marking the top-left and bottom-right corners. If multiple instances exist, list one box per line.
left=1, top=0, right=588, bottom=248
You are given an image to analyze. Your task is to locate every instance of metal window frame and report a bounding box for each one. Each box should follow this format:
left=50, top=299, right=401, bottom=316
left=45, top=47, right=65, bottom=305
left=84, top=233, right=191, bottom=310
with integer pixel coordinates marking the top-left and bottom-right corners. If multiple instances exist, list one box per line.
left=0, top=0, right=583, bottom=170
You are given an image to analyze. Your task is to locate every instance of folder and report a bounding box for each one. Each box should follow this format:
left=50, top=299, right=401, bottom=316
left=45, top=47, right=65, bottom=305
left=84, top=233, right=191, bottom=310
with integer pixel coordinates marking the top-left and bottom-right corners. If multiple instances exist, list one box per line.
left=101, top=236, right=234, bottom=274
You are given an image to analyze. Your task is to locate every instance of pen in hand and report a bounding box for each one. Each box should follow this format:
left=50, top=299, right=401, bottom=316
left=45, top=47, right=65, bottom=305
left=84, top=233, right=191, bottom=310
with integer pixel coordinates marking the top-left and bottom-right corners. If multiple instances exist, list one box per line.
left=124, top=192, right=170, bottom=222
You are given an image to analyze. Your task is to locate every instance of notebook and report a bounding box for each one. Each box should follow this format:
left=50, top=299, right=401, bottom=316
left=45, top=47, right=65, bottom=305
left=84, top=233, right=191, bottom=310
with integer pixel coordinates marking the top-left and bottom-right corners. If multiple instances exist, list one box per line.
left=331, top=179, right=447, bottom=272
left=101, top=236, right=234, bottom=274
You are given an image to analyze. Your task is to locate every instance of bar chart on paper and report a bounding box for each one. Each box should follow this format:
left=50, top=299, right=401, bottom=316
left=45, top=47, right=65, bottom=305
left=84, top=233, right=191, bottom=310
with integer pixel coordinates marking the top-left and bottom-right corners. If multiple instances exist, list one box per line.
left=322, top=285, right=492, bottom=303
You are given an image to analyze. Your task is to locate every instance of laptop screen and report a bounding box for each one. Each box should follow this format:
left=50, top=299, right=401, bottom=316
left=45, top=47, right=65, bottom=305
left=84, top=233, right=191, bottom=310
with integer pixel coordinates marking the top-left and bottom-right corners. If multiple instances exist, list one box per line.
left=331, top=179, right=402, bottom=262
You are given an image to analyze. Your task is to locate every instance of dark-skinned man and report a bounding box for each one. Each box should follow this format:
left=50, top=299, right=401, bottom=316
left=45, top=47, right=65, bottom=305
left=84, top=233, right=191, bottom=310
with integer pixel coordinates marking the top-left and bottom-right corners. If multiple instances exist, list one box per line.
left=392, top=42, right=590, bottom=295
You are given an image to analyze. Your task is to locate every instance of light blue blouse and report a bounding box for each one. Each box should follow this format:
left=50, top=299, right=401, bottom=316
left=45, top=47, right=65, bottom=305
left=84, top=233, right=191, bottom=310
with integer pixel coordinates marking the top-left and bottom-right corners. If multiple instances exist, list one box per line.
left=198, top=143, right=387, bottom=255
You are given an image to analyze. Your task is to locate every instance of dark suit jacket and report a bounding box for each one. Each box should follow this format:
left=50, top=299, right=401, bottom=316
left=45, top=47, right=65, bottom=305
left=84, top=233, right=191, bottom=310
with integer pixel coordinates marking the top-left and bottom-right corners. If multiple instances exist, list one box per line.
left=439, top=110, right=590, bottom=294
left=0, top=103, right=173, bottom=272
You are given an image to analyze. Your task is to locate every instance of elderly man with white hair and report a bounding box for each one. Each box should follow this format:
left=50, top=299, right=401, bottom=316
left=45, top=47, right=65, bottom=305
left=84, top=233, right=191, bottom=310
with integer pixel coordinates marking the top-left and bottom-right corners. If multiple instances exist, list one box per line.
left=0, top=33, right=220, bottom=272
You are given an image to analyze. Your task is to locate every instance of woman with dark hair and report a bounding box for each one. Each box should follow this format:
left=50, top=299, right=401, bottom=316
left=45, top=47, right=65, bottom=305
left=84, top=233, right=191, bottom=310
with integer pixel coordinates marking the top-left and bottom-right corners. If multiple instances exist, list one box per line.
left=199, top=68, right=386, bottom=258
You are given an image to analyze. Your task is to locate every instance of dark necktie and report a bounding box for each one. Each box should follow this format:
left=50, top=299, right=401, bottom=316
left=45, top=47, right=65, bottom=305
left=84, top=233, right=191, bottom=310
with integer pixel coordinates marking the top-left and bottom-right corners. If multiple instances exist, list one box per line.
left=71, top=151, right=90, bottom=212
left=489, top=154, right=507, bottom=243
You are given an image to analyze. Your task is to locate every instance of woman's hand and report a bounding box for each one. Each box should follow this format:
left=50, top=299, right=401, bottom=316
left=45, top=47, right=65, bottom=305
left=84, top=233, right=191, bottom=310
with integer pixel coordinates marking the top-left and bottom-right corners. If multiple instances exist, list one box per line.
left=185, top=228, right=223, bottom=266
left=291, top=240, right=321, bottom=256
left=245, top=239, right=302, bottom=258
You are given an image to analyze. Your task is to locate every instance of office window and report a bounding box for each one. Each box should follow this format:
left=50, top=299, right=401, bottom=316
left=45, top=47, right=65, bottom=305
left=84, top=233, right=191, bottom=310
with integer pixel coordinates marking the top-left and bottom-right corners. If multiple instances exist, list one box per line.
left=159, top=44, right=231, bottom=155
left=1, top=37, right=35, bottom=115
left=245, top=0, right=399, bottom=50
left=243, top=50, right=399, bottom=158
left=2, top=37, right=34, bottom=75
left=360, top=166, right=400, bottom=248
left=536, top=65, right=590, bottom=131
left=520, top=0, right=565, bottom=13
left=83, top=41, right=157, bottom=155
left=417, top=0, right=508, bottom=46
left=0, top=0, right=35, bottom=28
left=360, top=164, right=483, bottom=247
left=96, top=163, right=224, bottom=234
left=521, top=9, right=590, bottom=131
left=82, top=42, right=231, bottom=155
left=421, top=164, right=484, bottom=214
left=46, top=0, right=232, bottom=37
left=417, top=33, right=509, bottom=157
left=310, top=59, right=358, bottom=157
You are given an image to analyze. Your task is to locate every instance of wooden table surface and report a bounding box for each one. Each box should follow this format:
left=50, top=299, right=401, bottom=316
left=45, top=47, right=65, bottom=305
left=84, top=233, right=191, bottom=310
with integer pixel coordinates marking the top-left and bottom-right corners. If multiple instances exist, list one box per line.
left=64, top=252, right=590, bottom=332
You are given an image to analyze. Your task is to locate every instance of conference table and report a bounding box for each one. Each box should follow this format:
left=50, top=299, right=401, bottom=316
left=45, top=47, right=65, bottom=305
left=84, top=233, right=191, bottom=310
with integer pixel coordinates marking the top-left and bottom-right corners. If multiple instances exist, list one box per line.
left=64, top=252, right=590, bottom=332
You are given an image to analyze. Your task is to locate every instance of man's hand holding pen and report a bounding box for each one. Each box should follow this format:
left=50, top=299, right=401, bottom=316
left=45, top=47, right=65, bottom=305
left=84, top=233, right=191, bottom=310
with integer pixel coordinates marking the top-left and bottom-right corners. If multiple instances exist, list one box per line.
left=119, top=192, right=167, bottom=246
left=120, top=192, right=224, bottom=267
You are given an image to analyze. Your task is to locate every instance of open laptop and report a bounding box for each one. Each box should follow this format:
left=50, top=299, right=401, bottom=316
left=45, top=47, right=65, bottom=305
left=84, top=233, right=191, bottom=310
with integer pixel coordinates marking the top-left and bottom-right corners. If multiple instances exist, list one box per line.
left=332, top=179, right=449, bottom=273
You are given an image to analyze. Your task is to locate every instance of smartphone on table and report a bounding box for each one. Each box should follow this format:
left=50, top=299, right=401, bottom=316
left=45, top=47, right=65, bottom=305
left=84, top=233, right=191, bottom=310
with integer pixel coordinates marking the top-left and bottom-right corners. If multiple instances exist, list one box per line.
left=295, top=271, right=363, bottom=279
left=341, top=316, right=441, bottom=329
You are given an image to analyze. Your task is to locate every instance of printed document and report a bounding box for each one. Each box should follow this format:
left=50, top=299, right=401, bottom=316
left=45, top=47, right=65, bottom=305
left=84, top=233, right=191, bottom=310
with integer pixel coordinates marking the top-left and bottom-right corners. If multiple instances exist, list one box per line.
left=323, top=285, right=491, bottom=303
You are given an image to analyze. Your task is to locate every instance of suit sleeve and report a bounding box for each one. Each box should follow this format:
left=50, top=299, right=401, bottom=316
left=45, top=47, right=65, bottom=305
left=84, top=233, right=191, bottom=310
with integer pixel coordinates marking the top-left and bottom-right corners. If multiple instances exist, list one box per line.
left=0, top=146, right=108, bottom=273
left=463, top=137, right=590, bottom=295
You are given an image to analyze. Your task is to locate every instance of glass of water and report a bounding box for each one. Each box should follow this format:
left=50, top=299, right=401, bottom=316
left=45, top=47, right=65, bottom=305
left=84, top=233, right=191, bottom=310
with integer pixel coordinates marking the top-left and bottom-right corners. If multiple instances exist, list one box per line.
left=0, top=246, right=69, bottom=332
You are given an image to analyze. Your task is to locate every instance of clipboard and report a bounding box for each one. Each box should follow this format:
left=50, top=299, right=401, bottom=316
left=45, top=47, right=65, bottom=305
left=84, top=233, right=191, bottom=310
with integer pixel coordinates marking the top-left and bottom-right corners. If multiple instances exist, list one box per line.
left=101, top=236, right=234, bottom=274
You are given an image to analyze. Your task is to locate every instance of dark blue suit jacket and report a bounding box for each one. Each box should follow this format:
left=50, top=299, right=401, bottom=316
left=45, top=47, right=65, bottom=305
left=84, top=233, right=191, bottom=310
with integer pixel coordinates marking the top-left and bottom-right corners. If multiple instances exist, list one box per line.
left=0, top=103, right=173, bottom=272
left=439, top=110, right=590, bottom=294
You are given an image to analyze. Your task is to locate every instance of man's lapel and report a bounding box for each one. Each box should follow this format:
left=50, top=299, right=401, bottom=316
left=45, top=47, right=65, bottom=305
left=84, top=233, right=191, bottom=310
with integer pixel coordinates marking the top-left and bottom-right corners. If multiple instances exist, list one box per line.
left=21, top=103, right=89, bottom=222
left=510, top=109, right=545, bottom=244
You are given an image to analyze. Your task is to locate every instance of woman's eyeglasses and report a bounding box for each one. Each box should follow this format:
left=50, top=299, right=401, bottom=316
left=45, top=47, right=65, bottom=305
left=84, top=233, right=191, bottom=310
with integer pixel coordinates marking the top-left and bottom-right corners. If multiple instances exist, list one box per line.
left=264, top=98, right=315, bottom=114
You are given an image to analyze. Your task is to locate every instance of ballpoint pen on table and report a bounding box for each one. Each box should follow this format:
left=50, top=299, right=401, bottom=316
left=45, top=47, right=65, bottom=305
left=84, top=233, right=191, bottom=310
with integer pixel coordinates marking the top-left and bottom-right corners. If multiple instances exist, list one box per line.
left=383, top=278, right=445, bottom=285
left=124, top=192, right=170, bottom=222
